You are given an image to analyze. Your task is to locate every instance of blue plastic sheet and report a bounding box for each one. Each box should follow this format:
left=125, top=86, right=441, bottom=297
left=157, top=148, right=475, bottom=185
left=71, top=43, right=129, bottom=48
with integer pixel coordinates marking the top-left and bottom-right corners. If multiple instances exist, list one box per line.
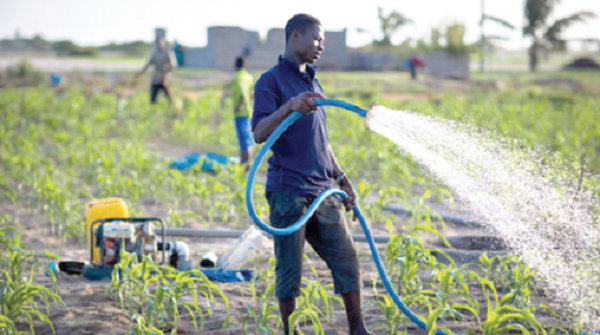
left=197, top=269, right=255, bottom=283
left=72, top=265, right=255, bottom=283
left=50, top=73, right=62, bottom=85
left=170, top=152, right=238, bottom=172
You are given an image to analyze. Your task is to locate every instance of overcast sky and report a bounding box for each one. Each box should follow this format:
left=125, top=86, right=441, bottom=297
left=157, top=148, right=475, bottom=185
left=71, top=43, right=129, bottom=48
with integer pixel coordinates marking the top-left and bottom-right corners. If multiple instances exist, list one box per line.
left=0, top=0, right=598, bottom=50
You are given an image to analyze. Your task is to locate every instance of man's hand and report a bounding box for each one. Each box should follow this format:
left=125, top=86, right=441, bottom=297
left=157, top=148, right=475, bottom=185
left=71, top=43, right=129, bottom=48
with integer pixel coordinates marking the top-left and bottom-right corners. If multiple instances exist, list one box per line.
left=252, top=92, right=324, bottom=144
left=338, top=175, right=358, bottom=222
left=287, top=92, right=325, bottom=114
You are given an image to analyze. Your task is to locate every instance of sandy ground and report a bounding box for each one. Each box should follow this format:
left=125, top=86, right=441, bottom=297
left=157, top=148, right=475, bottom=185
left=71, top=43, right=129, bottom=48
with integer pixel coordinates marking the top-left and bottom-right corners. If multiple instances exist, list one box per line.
left=6, top=185, right=562, bottom=335
left=0, top=56, right=145, bottom=73
left=17, top=226, right=561, bottom=335
left=0, top=55, right=568, bottom=74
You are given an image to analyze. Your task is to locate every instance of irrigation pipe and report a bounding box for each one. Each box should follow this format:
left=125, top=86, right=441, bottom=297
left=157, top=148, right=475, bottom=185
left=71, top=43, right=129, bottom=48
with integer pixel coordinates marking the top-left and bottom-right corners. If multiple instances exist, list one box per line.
left=245, top=98, right=447, bottom=335
left=164, top=228, right=391, bottom=243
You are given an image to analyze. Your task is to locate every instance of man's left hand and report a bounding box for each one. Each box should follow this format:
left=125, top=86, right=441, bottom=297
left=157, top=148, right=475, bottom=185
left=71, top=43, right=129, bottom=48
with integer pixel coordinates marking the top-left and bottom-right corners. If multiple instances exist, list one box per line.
left=338, top=175, right=358, bottom=222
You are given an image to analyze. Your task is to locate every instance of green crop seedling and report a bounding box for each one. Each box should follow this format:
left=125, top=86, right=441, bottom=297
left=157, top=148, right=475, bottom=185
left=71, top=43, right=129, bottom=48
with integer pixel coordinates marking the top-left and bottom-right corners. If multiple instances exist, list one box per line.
left=0, top=234, right=64, bottom=335
left=2, top=69, right=599, bottom=334
left=108, top=251, right=230, bottom=334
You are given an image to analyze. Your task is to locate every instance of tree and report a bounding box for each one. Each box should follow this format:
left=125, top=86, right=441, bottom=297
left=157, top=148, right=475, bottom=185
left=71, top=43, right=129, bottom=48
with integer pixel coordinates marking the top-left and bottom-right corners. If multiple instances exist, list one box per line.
left=479, top=0, right=515, bottom=72
left=523, top=0, right=595, bottom=72
left=52, top=40, right=98, bottom=57
left=431, top=28, right=441, bottom=49
left=375, top=7, right=412, bottom=48
left=446, top=22, right=468, bottom=54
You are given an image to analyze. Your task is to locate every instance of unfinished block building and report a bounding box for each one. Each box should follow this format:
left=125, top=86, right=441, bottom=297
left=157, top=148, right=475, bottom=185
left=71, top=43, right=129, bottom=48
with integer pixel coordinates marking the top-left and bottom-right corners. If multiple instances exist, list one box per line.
left=183, top=26, right=347, bottom=71
left=179, top=26, right=470, bottom=78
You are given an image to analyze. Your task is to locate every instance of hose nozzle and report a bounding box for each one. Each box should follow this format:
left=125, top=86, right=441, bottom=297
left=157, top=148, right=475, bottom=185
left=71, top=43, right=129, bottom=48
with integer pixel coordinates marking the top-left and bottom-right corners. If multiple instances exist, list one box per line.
left=364, top=102, right=379, bottom=131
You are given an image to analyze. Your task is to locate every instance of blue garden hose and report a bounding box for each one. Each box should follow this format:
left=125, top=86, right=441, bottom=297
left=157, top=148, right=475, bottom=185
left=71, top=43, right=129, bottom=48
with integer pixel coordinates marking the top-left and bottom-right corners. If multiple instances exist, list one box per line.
left=245, top=98, right=447, bottom=335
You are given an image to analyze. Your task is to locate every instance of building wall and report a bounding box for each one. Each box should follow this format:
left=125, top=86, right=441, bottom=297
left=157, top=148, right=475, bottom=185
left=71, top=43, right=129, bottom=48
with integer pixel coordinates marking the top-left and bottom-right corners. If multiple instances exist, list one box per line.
left=317, top=30, right=347, bottom=70
left=246, top=48, right=278, bottom=71
left=182, top=26, right=347, bottom=71
left=421, top=52, right=470, bottom=79
left=208, top=26, right=250, bottom=71
left=265, top=29, right=285, bottom=50
left=246, top=28, right=284, bottom=70
left=179, top=26, right=470, bottom=78
left=346, top=51, right=404, bottom=71
left=182, top=47, right=213, bottom=68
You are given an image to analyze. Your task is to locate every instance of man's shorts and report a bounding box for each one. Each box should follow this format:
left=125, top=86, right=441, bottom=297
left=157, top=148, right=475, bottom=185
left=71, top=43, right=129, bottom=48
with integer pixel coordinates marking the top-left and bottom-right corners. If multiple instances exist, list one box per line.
left=235, top=117, right=254, bottom=151
left=267, top=191, right=361, bottom=300
left=150, top=83, right=170, bottom=104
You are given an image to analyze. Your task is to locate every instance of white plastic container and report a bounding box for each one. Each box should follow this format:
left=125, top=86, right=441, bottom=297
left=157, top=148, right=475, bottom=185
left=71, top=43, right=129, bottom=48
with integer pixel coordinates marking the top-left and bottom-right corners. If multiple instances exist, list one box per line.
left=217, top=226, right=272, bottom=270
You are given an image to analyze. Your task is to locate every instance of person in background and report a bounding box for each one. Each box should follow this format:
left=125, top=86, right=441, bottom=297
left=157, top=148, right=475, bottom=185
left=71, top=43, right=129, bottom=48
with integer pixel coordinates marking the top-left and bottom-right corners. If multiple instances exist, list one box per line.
left=231, top=57, right=255, bottom=165
left=135, top=37, right=176, bottom=104
left=407, top=54, right=426, bottom=80
left=174, top=40, right=184, bottom=67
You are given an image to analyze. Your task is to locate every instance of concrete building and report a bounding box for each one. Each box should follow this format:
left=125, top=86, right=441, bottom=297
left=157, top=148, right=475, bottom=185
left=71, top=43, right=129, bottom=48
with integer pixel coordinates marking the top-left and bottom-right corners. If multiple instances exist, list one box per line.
left=180, top=26, right=470, bottom=78
left=183, top=26, right=347, bottom=71
left=421, top=52, right=470, bottom=79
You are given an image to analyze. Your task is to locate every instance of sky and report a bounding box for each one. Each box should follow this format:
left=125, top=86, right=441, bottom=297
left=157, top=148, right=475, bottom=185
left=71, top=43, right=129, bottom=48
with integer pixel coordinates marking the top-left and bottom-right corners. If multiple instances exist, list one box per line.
left=0, top=0, right=598, bottom=50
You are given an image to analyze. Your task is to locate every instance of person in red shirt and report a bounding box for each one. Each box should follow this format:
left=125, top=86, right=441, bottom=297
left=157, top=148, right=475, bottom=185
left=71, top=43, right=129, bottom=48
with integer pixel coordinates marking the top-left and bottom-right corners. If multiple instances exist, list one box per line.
left=408, top=54, right=426, bottom=80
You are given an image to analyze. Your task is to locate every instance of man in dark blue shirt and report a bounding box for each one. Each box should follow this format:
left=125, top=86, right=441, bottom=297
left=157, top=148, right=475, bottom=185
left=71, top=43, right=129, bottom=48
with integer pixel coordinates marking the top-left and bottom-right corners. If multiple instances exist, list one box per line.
left=252, top=14, right=372, bottom=335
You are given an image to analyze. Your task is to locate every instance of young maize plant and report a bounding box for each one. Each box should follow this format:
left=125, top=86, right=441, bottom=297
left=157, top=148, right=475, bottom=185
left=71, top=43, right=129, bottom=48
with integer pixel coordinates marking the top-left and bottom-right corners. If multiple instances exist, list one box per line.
left=242, top=282, right=281, bottom=335
left=0, top=234, right=64, bottom=335
left=107, top=251, right=230, bottom=334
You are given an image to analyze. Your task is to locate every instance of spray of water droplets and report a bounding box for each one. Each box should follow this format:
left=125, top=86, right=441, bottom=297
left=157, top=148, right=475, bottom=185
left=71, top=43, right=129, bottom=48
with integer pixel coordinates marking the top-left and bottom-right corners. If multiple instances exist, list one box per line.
left=366, top=105, right=600, bottom=328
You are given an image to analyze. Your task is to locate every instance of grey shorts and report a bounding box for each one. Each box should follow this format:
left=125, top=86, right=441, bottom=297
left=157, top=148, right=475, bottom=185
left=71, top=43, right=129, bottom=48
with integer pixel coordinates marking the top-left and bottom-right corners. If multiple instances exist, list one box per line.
left=267, top=191, right=361, bottom=300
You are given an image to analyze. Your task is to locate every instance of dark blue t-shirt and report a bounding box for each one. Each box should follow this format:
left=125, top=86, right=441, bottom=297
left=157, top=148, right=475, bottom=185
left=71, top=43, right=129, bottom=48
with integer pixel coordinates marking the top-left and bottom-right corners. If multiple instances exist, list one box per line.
left=252, top=56, right=333, bottom=196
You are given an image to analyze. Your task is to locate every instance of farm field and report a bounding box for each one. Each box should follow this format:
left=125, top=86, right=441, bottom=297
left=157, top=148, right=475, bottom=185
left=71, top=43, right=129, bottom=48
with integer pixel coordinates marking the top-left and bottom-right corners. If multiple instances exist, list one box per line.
left=1, top=69, right=599, bottom=335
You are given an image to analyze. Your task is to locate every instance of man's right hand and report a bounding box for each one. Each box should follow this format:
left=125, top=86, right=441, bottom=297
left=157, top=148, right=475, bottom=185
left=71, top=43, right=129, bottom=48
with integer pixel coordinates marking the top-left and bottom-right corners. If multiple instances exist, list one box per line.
left=287, top=92, right=325, bottom=114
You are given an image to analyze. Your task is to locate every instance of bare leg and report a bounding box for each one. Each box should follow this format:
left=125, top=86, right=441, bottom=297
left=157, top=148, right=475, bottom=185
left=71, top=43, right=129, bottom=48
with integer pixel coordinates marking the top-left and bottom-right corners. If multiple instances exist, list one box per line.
left=342, top=290, right=372, bottom=335
left=279, top=298, right=297, bottom=335
left=247, top=147, right=254, bottom=164
left=162, top=84, right=174, bottom=103
left=241, top=147, right=254, bottom=165
left=240, top=150, right=249, bottom=165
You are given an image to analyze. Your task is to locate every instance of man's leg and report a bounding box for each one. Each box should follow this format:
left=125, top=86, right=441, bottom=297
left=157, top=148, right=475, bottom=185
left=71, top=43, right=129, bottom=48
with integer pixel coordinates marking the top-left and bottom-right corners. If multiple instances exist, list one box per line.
left=236, top=117, right=254, bottom=165
left=307, top=195, right=372, bottom=335
left=161, top=83, right=174, bottom=103
left=244, top=147, right=254, bottom=165
left=240, top=149, right=249, bottom=165
left=267, top=192, right=309, bottom=334
left=342, top=290, right=371, bottom=335
left=279, top=298, right=296, bottom=335
left=150, top=84, right=160, bottom=104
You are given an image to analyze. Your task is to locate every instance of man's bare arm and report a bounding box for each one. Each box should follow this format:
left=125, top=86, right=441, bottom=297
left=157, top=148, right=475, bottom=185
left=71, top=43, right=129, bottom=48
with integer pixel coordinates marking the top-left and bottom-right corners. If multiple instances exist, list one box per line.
left=168, top=51, right=177, bottom=70
left=136, top=55, right=154, bottom=78
left=328, top=144, right=344, bottom=180
left=329, top=144, right=358, bottom=221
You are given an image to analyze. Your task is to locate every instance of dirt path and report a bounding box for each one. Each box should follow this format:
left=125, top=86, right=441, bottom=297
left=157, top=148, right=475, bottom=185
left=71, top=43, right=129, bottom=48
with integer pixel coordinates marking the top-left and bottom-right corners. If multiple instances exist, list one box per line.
left=0, top=56, right=145, bottom=73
